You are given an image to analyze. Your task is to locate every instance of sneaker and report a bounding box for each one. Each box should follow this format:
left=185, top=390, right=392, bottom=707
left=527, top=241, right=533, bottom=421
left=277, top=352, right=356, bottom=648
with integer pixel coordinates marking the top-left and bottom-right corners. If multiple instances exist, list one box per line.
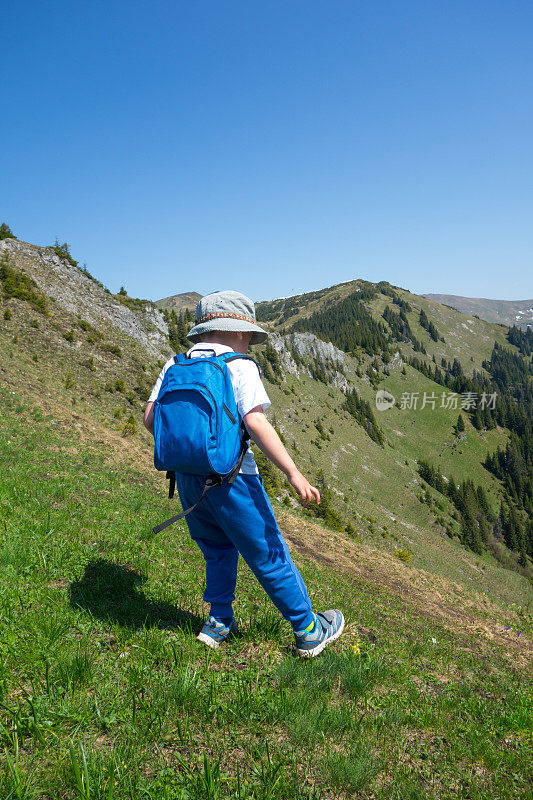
left=294, top=610, right=345, bottom=658
left=197, top=616, right=235, bottom=649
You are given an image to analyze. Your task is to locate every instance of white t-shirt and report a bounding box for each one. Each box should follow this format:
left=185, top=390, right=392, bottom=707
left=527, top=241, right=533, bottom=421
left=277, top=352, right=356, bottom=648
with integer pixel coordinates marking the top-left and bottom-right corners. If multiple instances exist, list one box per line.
left=148, top=343, right=270, bottom=474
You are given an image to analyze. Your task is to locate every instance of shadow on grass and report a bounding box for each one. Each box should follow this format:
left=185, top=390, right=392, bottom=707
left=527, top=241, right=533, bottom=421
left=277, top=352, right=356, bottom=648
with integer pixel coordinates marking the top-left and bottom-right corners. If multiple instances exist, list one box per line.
left=69, top=558, right=203, bottom=632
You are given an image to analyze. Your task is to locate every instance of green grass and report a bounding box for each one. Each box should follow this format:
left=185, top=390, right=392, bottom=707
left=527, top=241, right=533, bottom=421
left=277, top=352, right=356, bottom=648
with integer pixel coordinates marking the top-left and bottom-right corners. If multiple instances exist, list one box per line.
left=0, top=389, right=531, bottom=799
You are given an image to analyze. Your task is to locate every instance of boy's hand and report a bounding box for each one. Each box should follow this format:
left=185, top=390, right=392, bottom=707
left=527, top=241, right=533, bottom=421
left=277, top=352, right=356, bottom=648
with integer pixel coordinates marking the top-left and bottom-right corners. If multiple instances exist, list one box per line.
left=288, top=470, right=321, bottom=506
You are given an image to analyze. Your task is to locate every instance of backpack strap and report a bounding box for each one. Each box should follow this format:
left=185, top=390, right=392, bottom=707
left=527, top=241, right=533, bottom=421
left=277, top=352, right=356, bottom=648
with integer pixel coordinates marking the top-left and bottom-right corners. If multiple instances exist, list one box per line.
left=226, top=429, right=250, bottom=485
left=222, top=353, right=262, bottom=377
left=166, top=470, right=176, bottom=499
left=180, top=350, right=261, bottom=375
left=153, top=427, right=251, bottom=534
left=152, top=475, right=223, bottom=535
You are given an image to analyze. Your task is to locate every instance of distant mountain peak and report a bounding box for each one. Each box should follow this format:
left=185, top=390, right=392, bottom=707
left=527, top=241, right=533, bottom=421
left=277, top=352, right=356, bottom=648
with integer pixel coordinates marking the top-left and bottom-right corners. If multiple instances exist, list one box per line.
left=155, top=292, right=202, bottom=312
left=423, top=294, right=533, bottom=329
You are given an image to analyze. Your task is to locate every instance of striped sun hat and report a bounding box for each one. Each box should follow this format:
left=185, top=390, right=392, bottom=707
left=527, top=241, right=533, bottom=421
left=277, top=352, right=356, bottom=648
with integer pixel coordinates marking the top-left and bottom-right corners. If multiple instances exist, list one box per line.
left=187, top=290, right=268, bottom=345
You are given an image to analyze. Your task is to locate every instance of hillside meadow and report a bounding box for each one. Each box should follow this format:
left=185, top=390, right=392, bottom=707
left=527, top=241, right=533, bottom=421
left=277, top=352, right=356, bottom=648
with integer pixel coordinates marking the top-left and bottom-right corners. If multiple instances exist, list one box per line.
left=0, top=243, right=532, bottom=797
left=0, top=375, right=531, bottom=798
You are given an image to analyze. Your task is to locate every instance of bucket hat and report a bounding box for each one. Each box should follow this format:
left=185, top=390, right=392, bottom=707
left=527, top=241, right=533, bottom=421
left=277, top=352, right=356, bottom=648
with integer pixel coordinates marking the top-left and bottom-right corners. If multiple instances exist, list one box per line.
left=187, top=290, right=269, bottom=345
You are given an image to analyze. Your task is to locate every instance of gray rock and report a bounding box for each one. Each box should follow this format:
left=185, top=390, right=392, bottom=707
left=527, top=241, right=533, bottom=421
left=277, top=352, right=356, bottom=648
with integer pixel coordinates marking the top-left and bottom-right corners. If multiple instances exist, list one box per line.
left=0, top=239, right=170, bottom=358
left=269, top=332, right=352, bottom=391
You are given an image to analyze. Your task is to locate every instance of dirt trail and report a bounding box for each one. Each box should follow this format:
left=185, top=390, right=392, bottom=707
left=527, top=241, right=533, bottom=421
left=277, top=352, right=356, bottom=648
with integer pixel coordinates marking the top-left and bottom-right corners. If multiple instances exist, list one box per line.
left=277, top=510, right=533, bottom=670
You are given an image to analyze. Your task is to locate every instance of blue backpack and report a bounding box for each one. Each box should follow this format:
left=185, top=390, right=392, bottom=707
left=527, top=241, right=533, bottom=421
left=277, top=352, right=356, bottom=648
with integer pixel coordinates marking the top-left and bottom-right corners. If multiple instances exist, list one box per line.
left=152, top=349, right=259, bottom=534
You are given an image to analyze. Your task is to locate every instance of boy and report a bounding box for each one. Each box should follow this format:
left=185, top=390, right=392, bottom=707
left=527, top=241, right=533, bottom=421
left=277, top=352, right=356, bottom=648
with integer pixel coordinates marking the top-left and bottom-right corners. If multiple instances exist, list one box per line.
left=144, top=290, right=344, bottom=657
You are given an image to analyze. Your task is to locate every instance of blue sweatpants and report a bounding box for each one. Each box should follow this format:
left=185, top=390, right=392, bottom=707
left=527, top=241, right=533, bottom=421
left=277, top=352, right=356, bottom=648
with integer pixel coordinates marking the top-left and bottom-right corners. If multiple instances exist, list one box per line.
left=174, top=473, right=315, bottom=631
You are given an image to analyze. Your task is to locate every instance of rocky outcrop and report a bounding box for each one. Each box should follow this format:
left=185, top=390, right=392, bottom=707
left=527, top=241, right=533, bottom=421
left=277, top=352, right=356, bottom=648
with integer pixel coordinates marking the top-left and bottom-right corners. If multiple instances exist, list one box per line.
left=0, top=239, right=169, bottom=357
left=270, top=332, right=353, bottom=391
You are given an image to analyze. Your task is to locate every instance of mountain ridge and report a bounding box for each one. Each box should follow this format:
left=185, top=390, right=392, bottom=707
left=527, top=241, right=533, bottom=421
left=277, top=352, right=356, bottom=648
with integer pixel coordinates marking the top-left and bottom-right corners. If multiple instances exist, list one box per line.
left=423, top=292, right=533, bottom=329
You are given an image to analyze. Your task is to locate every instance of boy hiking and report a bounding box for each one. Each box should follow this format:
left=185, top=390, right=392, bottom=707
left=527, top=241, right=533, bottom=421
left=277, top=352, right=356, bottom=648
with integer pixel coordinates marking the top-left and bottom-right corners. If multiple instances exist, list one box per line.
left=144, top=290, right=344, bottom=657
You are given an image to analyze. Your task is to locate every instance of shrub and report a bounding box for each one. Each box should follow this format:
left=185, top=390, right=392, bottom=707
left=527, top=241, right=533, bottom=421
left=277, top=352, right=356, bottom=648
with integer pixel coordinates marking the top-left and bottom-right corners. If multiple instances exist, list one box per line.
left=122, top=414, right=138, bottom=436
left=83, top=325, right=103, bottom=342
left=101, top=343, right=122, bottom=358
left=395, top=548, right=413, bottom=563
left=114, top=379, right=126, bottom=393
left=33, top=354, right=39, bottom=362
left=30, top=319, right=39, bottom=329
left=345, top=522, right=357, bottom=537
left=79, top=262, right=107, bottom=290
left=315, top=420, right=329, bottom=441
left=113, top=409, right=123, bottom=419
left=64, top=372, right=75, bottom=389
left=63, top=330, right=74, bottom=343
left=0, top=255, right=48, bottom=314
left=3, top=308, right=12, bottom=320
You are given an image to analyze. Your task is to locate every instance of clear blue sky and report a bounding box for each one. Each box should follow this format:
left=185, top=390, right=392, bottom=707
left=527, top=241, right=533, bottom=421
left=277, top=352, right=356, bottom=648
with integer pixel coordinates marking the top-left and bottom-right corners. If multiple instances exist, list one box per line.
left=3, top=0, right=532, bottom=302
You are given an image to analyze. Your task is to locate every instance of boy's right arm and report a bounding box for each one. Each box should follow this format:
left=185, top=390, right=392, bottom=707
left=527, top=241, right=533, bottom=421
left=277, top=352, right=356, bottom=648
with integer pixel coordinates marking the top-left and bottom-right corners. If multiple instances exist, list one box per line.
left=244, top=407, right=321, bottom=506
left=144, top=401, right=155, bottom=434
left=144, top=356, right=174, bottom=435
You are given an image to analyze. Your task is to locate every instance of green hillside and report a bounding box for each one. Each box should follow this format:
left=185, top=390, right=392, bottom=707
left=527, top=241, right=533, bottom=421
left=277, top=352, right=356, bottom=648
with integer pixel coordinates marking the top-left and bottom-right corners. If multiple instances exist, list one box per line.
left=256, top=280, right=533, bottom=574
left=0, top=236, right=532, bottom=797
left=1, top=370, right=531, bottom=799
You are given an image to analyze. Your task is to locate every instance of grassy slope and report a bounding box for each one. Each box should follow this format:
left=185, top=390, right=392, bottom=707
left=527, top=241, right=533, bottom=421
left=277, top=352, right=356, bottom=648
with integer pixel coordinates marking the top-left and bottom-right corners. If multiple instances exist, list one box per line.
left=1, top=264, right=532, bottom=796
left=0, top=385, right=532, bottom=799
left=3, top=243, right=528, bottom=589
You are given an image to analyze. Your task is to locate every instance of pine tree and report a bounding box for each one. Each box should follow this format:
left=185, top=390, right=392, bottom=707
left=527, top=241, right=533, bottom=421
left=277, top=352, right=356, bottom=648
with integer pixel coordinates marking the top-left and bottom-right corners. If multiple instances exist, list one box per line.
left=0, top=222, right=16, bottom=240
